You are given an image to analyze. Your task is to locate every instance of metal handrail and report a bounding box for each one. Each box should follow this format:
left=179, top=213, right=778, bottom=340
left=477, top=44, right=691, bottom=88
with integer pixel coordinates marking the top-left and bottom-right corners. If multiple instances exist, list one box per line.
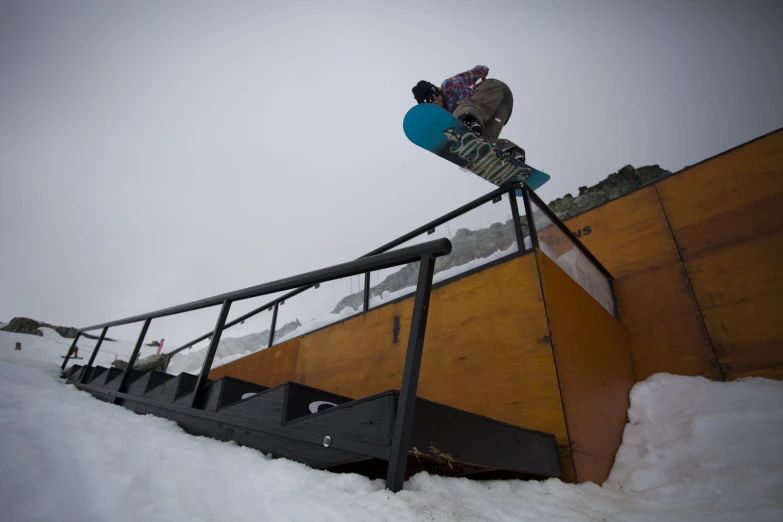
left=64, top=238, right=452, bottom=494
left=79, top=239, right=452, bottom=332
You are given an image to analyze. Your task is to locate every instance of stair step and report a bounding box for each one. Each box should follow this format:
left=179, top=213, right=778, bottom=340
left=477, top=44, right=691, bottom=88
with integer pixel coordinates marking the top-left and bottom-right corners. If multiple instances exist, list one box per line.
left=79, top=377, right=562, bottom=478
left=92, top=368, right=124, bottom=388
left=144, top=373, right=200, bottom=403
left=408, top=397, right=563, bottom=478
left=62, top=365, right=83, bottom=381
left=287, top=390, right=395, bottom=446
left=105, top=369, right=145, bottom=391
left=84, top=366, right=109, bottom=385
left=127, top=370, right=174, bottom=396
left=173, top=376, right=268, bottom=412
left=220, top=382, right=352, bottom=425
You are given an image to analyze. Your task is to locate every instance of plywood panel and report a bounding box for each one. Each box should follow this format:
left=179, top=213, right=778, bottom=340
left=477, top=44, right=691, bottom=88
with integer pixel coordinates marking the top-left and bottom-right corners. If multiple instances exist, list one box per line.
left=208, top=338, right=300, bottom=388
left=657, top=131, right=783, bottom=247
left=658, top=130, right=783, bottom=379
left=296, top=300, right=411, bottom=398
left=563, top=188, right=718, bottom=380
left=537, top=252, right=634, bottom=483
left=683, top=229, right=783, bottom=311
left=418, top=255, right=563, bottom=437
left=297, top=254, right=570, bottom=447
left=702, top=293, right=783, bottom=378
left=613, top=265, right=720, bottom=380
left=563, top=187, right=680, bottom=278
left=572, top=452, right=615, bottom=485
left=730, top=366, right=783, bottom=381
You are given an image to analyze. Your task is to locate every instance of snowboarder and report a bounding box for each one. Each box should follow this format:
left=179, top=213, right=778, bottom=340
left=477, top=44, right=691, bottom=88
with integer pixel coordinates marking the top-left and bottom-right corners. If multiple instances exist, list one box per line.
left=411, top=65, right=524, bottom=162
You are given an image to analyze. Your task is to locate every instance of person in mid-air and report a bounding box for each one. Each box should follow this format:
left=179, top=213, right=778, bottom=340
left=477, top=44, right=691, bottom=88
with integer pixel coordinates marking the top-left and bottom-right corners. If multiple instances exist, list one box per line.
left=411, top=65, right=524, bottom=162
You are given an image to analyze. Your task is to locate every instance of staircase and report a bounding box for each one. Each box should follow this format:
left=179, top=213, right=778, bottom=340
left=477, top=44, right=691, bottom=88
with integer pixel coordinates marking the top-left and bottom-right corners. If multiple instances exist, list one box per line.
left=63, top=363, right=562, bottom=481
left=60, top=237, right=564, bottom=490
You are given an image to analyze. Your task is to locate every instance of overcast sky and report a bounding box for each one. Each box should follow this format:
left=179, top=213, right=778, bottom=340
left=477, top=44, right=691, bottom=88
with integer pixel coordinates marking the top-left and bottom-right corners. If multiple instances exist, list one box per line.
left=1, top=0, right=782, bottom=346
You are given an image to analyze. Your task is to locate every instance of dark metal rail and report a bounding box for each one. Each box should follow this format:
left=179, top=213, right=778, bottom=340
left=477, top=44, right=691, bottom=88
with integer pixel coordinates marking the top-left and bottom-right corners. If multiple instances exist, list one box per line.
left=78, top=239, right=451, bottom=332
left=63, top=238, right=451, bottom=493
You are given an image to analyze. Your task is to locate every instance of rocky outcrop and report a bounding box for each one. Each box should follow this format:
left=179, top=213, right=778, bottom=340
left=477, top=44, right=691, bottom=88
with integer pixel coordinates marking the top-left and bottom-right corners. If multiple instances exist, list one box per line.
left=1, top=317, right=114, bottom=341
left=1, top=317, right=78, bottom=338
left=0, top=317, right=114, bottom=341
left=547, top=164, right=671, bottom=221
left=1, top=317, right=46, bottom=336
left=112, top=354, right=168, bottom=373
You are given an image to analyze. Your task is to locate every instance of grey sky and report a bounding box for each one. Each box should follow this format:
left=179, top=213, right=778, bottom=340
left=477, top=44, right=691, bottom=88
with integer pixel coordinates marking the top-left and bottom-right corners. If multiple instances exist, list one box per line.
left=1, top=0, right=782, bottom=345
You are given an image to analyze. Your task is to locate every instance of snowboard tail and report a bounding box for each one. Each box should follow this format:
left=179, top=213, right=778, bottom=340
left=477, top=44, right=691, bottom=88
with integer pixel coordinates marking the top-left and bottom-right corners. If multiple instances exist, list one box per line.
left=403, top=104, right=550, bottom=191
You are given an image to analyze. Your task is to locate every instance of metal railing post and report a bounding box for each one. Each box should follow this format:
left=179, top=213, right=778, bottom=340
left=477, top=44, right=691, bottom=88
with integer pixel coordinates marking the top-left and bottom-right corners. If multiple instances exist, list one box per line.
left=190, top=299, right=232, bottom=409
left=61, top=334, right=82, bottom=371
left=81, top=327, right=108, bottom=383
left=268, top=302, right=279, bottom=348
left=115, top=318, right=151, bottom=399
left=521, top=186, right=539, bottom=250
left=507, top=184, right=526, bottom=252
left=386, top=253, right=437, bottom=492
left=363, top=273, right=371, bottom=312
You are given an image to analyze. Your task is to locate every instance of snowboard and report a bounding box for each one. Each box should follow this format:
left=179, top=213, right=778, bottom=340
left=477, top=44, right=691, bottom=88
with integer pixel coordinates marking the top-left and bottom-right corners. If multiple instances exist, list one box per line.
left=403, top=104, right=550, bottom=191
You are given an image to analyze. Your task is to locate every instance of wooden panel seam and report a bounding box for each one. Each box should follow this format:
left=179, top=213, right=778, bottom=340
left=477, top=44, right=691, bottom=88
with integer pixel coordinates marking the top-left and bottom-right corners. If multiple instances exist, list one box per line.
left=652, top=182, right=726, bottom=381
left=533, top=249, right=574, bottom=457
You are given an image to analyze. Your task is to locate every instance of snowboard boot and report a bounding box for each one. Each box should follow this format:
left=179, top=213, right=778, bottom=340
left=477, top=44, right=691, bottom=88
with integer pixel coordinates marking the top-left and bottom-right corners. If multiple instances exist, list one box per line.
left=507, top=146, right=526, bottom=164
left=459, top=114, right=484, bottom=136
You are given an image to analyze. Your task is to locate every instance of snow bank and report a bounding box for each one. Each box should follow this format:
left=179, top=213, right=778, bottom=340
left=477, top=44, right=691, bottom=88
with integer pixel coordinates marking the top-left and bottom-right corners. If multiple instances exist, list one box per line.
left=605, top=373, right=783, bottom=512
left=1, top=330, right=782, bottom=521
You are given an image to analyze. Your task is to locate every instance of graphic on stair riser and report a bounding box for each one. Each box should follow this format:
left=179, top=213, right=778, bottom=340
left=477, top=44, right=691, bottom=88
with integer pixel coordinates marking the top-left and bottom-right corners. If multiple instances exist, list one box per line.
left=309, top=401, right=338, bottom=413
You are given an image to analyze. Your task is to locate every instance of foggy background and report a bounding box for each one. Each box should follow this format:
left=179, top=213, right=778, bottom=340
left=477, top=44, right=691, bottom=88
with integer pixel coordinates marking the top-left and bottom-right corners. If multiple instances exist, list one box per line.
left=1, top=0, right=782, bottom=347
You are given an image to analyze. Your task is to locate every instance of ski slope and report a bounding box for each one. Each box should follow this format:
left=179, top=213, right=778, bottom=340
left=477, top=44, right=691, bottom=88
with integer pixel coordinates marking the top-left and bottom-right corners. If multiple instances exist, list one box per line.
left=1, top=329, right=782, bottom=522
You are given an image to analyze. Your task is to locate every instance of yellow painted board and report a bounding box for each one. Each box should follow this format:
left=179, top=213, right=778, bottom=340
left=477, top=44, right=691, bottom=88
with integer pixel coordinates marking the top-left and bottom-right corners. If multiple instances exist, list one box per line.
left=702, top=292, right=783, bottom=378
left=657, top=130, right=783, bottom=239
left=563, top=187, right=680, bottom=278
left=613, top=265, right=720, bottom=380
left=537, top=252, right=635, bottom=467
left=683, top=229, right=783, bottom=311
left=208, top=337, right=301, bottom=388
left=298, top=254, right=570, bottom=445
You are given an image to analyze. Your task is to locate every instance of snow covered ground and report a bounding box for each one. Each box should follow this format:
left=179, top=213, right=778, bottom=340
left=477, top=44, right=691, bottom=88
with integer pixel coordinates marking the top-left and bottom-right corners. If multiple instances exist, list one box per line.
left=1, top=329, right=782, bottom=522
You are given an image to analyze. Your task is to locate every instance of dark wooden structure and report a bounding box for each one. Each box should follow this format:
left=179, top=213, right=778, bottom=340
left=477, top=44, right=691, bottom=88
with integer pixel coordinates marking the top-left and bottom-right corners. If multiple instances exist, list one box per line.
left=63, top=364, right=562, bottom=481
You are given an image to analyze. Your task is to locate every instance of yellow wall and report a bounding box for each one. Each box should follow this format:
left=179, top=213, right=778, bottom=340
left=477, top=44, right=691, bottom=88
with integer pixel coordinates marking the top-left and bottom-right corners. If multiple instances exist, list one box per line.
left=211, top=254, right=571, bottom=471
left=657, top=130, right=783, bottom=379
left=565, top=129, right=783, bottom=381
left=537, top=252, right=635, bottom=484
left=563, top=187, right=719, bottom=380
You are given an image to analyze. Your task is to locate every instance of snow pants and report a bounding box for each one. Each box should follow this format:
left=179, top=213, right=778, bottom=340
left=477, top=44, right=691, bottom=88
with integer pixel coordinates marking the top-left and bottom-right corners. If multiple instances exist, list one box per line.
left=452, top=79, right=514, bottom=140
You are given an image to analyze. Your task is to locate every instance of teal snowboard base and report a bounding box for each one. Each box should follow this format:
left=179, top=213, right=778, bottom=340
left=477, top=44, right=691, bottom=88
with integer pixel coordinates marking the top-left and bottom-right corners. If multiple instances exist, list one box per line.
left=403, top=104, right=550, bottom=191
